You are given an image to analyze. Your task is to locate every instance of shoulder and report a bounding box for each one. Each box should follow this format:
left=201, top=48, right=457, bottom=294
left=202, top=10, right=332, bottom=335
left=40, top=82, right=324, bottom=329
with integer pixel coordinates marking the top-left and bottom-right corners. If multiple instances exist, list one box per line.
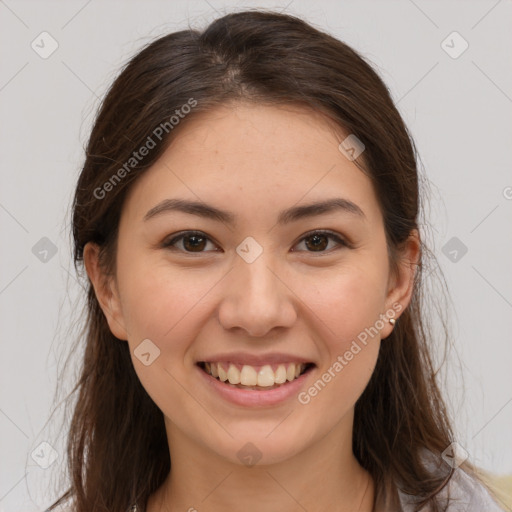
left=439, top=468, right=505, bottom=511
left=397, top=468, right=506, bottom=512
left=46, top=504, right=139, bottom=512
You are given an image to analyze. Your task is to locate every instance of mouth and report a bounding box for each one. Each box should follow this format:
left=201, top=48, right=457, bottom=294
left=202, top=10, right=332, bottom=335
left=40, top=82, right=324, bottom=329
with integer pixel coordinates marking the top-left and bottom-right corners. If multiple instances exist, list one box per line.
left=197, top=361, right=316, bottom=391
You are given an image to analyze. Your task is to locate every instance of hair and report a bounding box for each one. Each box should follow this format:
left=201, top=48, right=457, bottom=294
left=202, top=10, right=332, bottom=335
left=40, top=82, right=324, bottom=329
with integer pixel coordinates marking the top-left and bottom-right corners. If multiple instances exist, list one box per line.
left=47, top=9, right=494, bottom=512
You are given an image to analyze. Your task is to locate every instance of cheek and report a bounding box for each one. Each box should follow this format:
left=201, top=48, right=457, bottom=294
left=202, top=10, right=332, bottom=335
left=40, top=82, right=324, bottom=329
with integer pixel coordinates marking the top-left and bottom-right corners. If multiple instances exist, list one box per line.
left=118, top=258, right=219, bottom=344
left=116, top=261, right=217, bottom=414
left=297, top=269, right=384, bottom=416
left=306, top=263, right=388, bottom=347
left=298, top=261, right=386, bottom=400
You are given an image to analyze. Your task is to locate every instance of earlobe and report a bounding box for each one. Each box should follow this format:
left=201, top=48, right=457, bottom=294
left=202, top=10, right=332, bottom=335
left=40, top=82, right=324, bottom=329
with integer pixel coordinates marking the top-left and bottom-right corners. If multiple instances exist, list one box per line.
left=83, top=242, right=128, bottom=341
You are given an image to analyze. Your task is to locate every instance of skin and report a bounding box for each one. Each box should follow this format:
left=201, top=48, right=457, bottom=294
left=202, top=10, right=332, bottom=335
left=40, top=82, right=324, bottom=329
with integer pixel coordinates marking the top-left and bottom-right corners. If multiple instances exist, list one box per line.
left=84, top=102, right=419, bottom=512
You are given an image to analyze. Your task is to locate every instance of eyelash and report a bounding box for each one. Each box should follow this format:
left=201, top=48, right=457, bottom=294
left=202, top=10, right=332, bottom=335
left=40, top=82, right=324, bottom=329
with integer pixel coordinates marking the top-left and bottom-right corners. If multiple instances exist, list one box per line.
left=162, top=230, right=350, bottom=255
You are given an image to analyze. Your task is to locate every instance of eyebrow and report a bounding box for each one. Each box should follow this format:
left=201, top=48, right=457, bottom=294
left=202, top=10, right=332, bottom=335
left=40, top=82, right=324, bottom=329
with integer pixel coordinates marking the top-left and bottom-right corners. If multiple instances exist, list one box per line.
left=143, top=197, right=365, bottom=225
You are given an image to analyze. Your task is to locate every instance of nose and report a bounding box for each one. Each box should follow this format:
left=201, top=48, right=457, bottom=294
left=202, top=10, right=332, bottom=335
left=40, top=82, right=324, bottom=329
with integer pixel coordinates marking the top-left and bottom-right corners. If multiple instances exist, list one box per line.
left=217, top=251, right=297, bottom=338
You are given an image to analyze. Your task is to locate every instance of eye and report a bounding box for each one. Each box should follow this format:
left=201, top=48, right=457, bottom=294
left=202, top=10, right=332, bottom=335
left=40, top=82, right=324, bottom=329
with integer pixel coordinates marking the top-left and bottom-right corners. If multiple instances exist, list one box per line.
left=292, top=230, right=349, bottom=253
left=162, top=229, right=349, bottom=254
left=162, top=231, right=219, bottom=253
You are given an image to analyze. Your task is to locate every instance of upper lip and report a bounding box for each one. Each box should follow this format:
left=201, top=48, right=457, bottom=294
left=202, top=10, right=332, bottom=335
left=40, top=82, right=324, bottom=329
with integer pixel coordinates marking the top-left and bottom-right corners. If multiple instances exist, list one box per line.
left=197, top=352, right=315, bottom=366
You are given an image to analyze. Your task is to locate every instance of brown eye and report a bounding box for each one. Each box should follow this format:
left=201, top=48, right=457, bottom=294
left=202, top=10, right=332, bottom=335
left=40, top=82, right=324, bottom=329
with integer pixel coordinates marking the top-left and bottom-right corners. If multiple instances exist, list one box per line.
left=304, top=233, right=329, bottom=251
left=163, top=230, right=348, bottom=255
left=293, top=230, right=348, bottom=253
left=163, top=231, right=217, bottom=253
left=182, top=234, right=207, bottom=252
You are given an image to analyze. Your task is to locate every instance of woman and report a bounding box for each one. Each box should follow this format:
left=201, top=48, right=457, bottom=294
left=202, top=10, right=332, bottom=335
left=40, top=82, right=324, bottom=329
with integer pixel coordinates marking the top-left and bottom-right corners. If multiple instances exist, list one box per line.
left=47, top=9, right=504, bottom=512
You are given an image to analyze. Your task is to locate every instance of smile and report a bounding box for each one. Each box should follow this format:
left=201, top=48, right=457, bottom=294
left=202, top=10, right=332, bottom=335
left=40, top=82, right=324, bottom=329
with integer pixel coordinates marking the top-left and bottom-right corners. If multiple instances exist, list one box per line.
left=197, top=361, right=315, bottom=390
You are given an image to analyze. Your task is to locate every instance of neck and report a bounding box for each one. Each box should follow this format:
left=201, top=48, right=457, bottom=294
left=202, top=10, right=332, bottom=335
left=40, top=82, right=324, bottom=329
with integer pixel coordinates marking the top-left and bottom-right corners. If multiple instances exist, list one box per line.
left=147, top=415, right=375, bottom=512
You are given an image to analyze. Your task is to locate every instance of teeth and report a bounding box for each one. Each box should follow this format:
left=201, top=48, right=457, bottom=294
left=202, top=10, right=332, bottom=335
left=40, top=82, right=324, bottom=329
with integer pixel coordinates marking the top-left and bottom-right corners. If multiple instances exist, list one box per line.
left=274, top=364, right=287, bottom=384
left=286, top=364, right=296, bottom=382
left=240, top=365, right=258, bottom=386
left=227, top=364, right=241, bottom=384
left=257, top=365, right=275, bottom=387
left=203, top=362, right=308, bottom=387
left=218, top=364, right=228, bottom=382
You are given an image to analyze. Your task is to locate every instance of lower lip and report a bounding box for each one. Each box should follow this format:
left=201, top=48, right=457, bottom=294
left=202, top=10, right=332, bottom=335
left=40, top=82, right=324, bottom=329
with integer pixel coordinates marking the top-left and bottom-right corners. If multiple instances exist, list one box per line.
left=197, top=364, right=314, bottom=407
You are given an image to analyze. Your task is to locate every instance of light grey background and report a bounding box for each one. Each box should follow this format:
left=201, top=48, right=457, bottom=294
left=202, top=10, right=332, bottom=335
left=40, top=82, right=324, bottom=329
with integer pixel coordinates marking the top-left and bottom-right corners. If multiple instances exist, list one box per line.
left=1, top=0, right=511, bottom=509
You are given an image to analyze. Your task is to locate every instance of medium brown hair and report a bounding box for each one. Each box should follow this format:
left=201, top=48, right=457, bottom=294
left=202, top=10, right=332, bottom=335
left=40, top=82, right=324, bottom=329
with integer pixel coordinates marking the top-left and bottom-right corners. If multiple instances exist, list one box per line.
left=48, top=9, right=487, bottom=511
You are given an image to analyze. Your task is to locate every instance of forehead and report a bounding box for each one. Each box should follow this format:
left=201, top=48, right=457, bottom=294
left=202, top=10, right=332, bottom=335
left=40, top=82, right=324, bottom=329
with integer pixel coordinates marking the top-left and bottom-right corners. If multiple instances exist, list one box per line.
left=120, top=102, right=381, bottom=227
left=164, top=101, right=350, bottom=175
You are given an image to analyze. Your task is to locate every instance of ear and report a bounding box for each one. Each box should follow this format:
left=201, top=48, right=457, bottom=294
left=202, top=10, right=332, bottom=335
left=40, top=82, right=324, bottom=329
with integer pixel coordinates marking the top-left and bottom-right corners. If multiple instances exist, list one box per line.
left=381, top=230, right=421, bottom=339
left=83, top=242, right=128, bottom=341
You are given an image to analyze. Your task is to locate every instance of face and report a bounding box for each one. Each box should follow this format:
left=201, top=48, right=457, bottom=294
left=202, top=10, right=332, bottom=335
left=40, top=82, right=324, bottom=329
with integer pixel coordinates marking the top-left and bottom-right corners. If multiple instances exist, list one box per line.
left=86, top=102, right=416, bottom=467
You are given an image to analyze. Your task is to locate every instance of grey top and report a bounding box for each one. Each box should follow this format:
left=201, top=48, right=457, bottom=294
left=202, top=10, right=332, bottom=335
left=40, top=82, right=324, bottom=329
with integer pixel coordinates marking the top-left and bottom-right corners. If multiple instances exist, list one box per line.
left=397, top=468, right=505, bottom=511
